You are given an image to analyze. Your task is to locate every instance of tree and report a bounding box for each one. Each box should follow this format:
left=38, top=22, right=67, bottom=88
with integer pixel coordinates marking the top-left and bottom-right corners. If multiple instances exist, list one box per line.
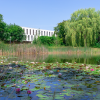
left=64, top=8, right=100, bottom=47
left=5, top=23, right=26, bottom=42
left=0, top=14, right=7, bottom=41
left=54, top=20, right=67, bottom=45
left=0, top=14, right=3, bottom=22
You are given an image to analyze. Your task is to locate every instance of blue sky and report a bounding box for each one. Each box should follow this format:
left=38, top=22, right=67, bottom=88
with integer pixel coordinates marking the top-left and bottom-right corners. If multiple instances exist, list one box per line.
left=1, top=0, right=100, bottom=31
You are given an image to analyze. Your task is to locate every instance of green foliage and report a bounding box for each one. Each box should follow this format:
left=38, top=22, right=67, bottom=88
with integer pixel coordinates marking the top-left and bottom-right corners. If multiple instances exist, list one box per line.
left=0, top=14, right=26, bottom=42
left=0, top=14, right=3, bottom=22
left=33, top=35, right=61, bottom=46
left=0, top=22, right=7, bottom=41
left=54, top=8, right=100, bottom=47
left=32, top=35, right=37, bottom=44
left=54, top=20, right=67, bottom=45
left=6, top=23, right=25, bottom=42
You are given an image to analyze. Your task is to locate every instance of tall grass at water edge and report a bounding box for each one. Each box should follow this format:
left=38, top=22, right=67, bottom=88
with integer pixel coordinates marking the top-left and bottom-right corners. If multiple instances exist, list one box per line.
left=0, top=40, right=100, bottom=56
left=0, top=41, right=48, bottom=56
left=48, top=46, right=100, bottom=55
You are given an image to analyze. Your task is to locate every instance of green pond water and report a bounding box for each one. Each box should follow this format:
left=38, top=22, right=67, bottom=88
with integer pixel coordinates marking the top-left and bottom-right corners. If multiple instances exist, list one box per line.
left=0, top=54, right=100, bottom=100
left=7, top=54, right=100, bottom=65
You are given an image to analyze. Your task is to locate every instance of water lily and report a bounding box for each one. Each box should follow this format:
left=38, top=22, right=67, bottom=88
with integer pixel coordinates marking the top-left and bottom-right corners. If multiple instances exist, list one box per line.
left=31, top=62, right=35, bottom=64
left=8, top=63, right=11, bottom=65
left=9, top=67, right=12, bottom=69
left=16, top=88, right=20, bottom=93
left=81, top=64, right=84, bottom=66
left=27, top=90, right=32, bottom=94
left=43, top=67, right=45, bottom=69
left=58, top=73, right=62, bottom=78
left=15, top=61, right=18, bottom=64
left=49, top=71, right=53, bottom=74
left=98, top=65, right=100, bottom=67
left=86, top=66, right=89, bottom=70
left=91, top=69, right=94, bottom=71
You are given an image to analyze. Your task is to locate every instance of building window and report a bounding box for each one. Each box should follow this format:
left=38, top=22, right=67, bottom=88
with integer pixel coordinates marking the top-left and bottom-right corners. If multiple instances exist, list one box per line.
left=23, top=35, right=26, bottom=40
left=49, top=32, right=50, bottom=36
left=41, top=31, right=43, bottom=36
left=28, top=35, right=30, bottom=41
left=33, top=30, right=34, bottom=35
left=51, top=32, right=53, bottom=36
left=38, top=30, right=40, bottom=35
left=26, top=29, right=28, bottom=34
left=31, top=36, right=33, bottom=41
left=36, top=30, right=37, bottom=35
left=23, top=28, right=25, bottom=32
left=47, top=31, right=48, bottom=36
left=30, top=29, right=31, bottom=35
left=44, top=31, right=45, bottom=36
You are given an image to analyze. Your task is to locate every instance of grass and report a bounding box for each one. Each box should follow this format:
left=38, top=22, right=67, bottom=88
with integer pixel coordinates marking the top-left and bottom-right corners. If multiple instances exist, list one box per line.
left=48, top=46, right=100, bottom=55
left=0, top=40, right=100, bottom=56
left=0, top=41, right=48, bottom=56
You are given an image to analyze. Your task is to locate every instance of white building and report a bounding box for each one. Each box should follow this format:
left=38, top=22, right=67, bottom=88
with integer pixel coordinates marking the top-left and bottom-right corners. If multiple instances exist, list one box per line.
left=21, top=27, right=55, bottom=42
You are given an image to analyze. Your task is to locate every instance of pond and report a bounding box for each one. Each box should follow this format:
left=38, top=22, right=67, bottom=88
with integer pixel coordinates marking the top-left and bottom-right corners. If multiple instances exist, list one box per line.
left=0, top=55, right=100, bottom=100
left=7, top=53, right=100, bottom=65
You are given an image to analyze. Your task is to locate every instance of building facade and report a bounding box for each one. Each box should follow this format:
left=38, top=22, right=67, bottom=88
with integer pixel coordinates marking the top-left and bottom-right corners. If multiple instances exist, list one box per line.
left=21, top=27, right=55, bottom=42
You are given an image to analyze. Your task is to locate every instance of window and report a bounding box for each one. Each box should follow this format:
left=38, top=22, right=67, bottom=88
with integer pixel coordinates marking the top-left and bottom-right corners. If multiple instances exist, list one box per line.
left=36, top=30, right=37, bottom=35
left=51, top=32, right=53, bottom=36
left=44, top=31, right=45, bottom=36
left=38, top=30, right=40, bottom=35
left=49, top=32, right=50, bottom=36
left=47, top=31, right=48, bottom=36
left=23, top=35, right=26, bottom=40
left=28, top=35, right=30, bottom=41
left=30, top=29, right=31, bottom=35
left=31, top=36, right=33, bottom=41
left=26, top=29, right=28, bottom=34
left=41, top=31, right=43, bottom=36
left=33, top=30, right=34, bottom=35
left=23, top=28, right=25, bottom=32
left=26, top=36, right=28, bottom=40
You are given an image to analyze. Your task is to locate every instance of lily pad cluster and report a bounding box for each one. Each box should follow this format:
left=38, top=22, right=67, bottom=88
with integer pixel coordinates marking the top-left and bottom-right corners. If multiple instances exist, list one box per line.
left=0, top=57, right=100, bottom=99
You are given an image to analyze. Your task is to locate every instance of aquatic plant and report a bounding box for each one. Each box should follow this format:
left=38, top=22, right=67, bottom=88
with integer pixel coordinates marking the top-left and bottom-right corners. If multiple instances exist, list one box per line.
left=16, top=88, right=20, bottom=93
left=58, top=73, right=62, bottom=78
left=91, top=69, right=94, bottom=71
left=27, top=90, right=32, bottom=96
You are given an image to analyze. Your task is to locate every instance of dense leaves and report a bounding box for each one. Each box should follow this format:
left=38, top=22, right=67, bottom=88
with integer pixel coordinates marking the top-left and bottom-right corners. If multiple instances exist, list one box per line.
left=33, top=35, right=61, bottom=46
left=54, top=8, right=100, bottom=47
left=54, top=20, right=67, bottom=45
left=5, top=23, right=26, bottom=42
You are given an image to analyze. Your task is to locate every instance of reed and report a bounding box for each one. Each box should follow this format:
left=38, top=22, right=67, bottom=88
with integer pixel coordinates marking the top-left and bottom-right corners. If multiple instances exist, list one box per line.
left=48, top=46, right=100, bottom=55
left=1, top=40, right=100, bottom=56
left=0, top=42, right=48, bottom=56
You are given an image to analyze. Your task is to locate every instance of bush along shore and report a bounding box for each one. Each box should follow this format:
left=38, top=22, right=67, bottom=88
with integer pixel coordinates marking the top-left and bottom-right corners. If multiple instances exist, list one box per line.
left=0, top=57, right=100, bottom=99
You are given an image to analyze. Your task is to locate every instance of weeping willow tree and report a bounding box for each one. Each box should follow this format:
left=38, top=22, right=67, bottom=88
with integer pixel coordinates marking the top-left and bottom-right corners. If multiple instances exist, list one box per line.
left=64, top=8, right=100, bottom=47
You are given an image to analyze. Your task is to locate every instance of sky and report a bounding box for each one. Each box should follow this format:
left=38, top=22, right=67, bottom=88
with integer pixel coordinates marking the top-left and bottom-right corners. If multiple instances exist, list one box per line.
left=0, top=0, right=100, bottom=31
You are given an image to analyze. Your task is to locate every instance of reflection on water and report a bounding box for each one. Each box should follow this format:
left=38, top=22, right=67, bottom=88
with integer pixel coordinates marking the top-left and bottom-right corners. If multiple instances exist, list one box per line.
left=7, top=53, right=100, bottom=65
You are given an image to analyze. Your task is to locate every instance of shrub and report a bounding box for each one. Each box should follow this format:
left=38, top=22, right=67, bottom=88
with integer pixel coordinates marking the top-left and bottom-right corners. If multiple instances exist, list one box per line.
left=33, top=35, right=61, bottom=46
